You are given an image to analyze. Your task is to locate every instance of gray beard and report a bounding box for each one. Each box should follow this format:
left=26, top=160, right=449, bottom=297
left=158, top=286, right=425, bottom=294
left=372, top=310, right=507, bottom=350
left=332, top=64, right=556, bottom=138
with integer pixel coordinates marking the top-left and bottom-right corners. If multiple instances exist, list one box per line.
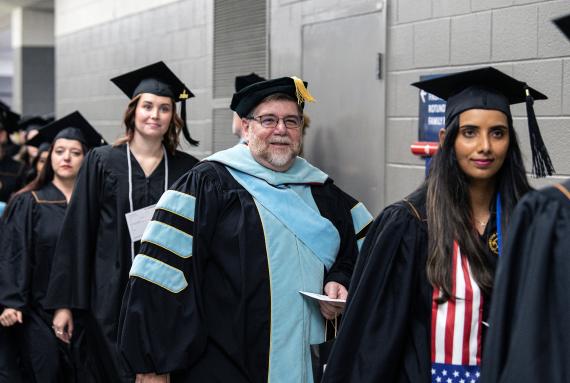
left=248, top=133, right=301, bottom=169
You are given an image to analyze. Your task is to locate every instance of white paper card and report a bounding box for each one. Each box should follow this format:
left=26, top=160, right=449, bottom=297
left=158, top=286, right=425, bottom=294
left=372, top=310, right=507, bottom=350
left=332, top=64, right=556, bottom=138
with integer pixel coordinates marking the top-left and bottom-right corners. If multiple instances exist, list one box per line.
left=299, top=291, right=346, bottom=304
left=125, top=204, right=156, bottom=242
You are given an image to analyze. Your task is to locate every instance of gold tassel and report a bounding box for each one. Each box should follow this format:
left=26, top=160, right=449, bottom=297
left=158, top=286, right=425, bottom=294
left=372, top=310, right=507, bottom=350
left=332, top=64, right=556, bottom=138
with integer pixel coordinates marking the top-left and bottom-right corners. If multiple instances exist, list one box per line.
left=290, top=76, right=316, bottom=104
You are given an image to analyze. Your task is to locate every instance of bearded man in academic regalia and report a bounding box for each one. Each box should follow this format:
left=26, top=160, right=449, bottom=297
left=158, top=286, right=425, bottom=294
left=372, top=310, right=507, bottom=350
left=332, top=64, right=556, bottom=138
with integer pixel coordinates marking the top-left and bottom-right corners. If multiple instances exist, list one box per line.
left=118, top=76, right=373, bottom=383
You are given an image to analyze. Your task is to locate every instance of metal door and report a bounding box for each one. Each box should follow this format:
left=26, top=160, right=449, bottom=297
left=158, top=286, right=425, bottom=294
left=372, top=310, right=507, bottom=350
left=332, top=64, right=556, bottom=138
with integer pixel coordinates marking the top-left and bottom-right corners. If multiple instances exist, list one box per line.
left=302, top=11, right=386, bottom=215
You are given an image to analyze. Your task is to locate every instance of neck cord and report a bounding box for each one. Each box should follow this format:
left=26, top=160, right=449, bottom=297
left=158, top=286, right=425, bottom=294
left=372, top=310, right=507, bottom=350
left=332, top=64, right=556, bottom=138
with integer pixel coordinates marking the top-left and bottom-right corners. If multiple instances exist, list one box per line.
left=126, top=142, right=168, bottom=260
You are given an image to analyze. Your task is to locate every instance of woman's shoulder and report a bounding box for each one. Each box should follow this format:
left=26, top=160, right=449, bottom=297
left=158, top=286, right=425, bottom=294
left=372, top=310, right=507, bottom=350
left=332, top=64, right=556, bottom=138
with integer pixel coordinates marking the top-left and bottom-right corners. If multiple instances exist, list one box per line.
left=4, top=190, right=35, bottom=219
left=10, top=190, right=35, bottom=205
left=383, top=186, right=428, bottom=224
left=171, top=150, right=200, bottom=166
left=88, top=144, right=117, bottom=164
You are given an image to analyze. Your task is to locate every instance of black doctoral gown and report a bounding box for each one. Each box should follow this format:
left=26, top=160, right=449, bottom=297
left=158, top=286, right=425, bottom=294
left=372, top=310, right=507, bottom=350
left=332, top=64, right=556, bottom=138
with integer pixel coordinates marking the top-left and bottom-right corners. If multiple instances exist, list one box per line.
left=44, top=144, right=198, bottom=382
left=0, top=155, right=25, bottom=203
left=481, top=180, right=570, bottom=383
left=118, top=161, right=363, bottom=382
left=322, top=187, right=498, bottom=383
left=0, top=183, right=68, bottom=382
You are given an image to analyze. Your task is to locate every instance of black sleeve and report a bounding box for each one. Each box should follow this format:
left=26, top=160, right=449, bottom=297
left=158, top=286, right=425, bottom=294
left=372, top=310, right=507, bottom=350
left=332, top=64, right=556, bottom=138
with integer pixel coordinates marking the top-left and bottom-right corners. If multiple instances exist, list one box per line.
left=481, top=189, right=570, bottom=383
left=322, top=203, right=427, bottom=383
left=44, top=149, right=105, bottom=310
left=118, top=165, right=221, bottom=374
left=0, top=193, right=35, bottom=312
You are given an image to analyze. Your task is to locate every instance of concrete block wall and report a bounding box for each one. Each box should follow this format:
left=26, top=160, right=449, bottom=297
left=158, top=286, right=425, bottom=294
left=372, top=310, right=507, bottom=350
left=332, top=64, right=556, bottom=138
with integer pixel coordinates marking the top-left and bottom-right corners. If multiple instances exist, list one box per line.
left=11, top=8, right=55, bottom=116
left=55, top=0, right=212, bottom=157
left=385, top=0, right=570, bottom=205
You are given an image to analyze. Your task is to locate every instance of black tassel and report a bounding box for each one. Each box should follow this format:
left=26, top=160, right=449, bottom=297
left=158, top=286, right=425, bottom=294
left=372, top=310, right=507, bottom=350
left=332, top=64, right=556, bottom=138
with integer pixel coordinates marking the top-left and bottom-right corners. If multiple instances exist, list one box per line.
left=525, top=86, right=554, bottom=178
left=180, top=99, right=199, bottom=147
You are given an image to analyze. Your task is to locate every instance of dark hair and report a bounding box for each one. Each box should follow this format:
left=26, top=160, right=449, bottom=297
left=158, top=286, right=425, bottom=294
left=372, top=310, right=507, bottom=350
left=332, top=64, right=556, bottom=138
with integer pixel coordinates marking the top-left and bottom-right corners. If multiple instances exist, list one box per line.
left=426, top=114, right=531, bottom=301
left=114, top=94, right=185, bottom=155
left=12, top=139, right=87, bottom=199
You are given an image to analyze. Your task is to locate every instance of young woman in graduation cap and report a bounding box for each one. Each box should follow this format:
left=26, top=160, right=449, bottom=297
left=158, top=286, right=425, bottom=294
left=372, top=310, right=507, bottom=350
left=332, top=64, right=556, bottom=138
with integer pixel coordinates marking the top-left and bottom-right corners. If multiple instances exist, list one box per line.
left=43, top=62, right=200, bottom=382
left=0, top=111, right=105, bottom=382
left=322, top=67, right=554, bottom=383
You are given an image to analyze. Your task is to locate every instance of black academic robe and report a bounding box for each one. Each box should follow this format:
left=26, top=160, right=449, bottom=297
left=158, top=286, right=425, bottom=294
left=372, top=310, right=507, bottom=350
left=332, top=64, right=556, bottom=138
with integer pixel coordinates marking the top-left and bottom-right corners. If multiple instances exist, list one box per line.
left=0, top=216, right=23, bottom=383
left=0, top=183, right=67, bottom=311
left=0, top=183, right=68, bottom=382
left=44, top=144, right=198, bottom=382
left=118, top=161, right=361, bottom=382
left=322, top=187, right=498, bottom=383
left=481, top=180, right=570, bottom=383
left=0, top=155, right=25, bottom=202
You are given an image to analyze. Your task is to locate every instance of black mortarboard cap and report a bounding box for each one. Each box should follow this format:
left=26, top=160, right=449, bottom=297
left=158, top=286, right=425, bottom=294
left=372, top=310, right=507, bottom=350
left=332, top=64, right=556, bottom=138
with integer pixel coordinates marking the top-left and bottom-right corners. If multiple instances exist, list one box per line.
left=553, top=14, right=570, bottom=41
left=230, top=76, right=316, bottom=118
left=26, top=111, right=107, bottom=149
left=412, top=67, right=553, bottom=177
left=0, top=101, right=21, bottom=134
left=37, top=142, right=51, bottom=154
left=18, top=116, right=49, bottom=133
left=110, top=61, right=198, bottom=146
left=235, top=73, right=266, bottom=92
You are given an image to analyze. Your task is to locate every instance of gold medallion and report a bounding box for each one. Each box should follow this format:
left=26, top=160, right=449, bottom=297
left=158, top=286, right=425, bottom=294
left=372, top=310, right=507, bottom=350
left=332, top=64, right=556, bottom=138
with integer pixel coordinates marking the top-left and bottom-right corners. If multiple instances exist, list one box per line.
left=488, top=232, right=499, bottom=255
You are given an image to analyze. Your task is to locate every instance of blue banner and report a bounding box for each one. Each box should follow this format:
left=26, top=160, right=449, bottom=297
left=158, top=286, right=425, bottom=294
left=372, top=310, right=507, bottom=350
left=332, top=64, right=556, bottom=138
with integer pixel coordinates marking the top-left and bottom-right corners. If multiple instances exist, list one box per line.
left=418, top=74, right=448, bottom=142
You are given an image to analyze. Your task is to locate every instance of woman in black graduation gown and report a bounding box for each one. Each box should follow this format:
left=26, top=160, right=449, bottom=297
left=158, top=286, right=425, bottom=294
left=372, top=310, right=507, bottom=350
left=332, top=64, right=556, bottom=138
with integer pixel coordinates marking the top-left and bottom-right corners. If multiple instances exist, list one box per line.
left=45, top=62, right=200, bottom=383
left=322, top=67, right=553, bottom=383
left=0, top=112, right=105, bottom=382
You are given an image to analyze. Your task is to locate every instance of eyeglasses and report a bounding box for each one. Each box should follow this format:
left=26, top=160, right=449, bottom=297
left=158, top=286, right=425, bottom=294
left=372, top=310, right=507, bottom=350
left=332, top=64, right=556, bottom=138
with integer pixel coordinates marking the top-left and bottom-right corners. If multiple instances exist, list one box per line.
left=247, top=114, right=303, bottom=130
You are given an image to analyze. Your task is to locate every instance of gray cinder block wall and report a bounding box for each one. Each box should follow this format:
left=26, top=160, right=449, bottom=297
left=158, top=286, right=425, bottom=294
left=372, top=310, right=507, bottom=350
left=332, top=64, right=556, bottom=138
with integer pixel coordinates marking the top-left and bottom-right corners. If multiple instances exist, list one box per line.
left=55, top=0, right=212, bottom=157
left=54, top=0, right=570, bottom=208
left=385, top=0, right=570, bottom=205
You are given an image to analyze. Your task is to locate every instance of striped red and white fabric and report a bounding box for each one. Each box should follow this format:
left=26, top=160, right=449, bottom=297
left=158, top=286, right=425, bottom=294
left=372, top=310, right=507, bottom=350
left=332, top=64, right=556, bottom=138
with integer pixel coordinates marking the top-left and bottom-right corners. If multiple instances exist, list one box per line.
left=431, top=241, right=483, bottom=383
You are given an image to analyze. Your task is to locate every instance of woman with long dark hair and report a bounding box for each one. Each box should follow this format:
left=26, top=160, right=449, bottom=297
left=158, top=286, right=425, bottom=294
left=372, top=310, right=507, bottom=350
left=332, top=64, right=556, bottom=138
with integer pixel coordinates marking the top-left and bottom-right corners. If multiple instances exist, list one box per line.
left=44, top=62, right=200, bottom=382
left=322, top=67, right=554, bottom=383
left=0, top=112, right=105, bottom=382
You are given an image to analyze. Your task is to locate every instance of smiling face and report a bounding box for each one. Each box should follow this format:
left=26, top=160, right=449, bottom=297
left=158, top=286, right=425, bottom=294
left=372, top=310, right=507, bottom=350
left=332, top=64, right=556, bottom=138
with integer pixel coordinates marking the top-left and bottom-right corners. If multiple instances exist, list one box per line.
left=242, top=99, right=303, bottom=172
left=133, top=93, right=173, bottom=140
left=453, top=108, right=510, bottom=182
left=51, top=138, right=85, bottom=181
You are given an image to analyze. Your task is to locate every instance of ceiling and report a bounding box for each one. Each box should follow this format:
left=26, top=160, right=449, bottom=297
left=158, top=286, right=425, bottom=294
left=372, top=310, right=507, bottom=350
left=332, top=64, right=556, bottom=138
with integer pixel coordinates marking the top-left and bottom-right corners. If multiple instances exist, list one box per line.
left=0, top=0, right=53, bottom=13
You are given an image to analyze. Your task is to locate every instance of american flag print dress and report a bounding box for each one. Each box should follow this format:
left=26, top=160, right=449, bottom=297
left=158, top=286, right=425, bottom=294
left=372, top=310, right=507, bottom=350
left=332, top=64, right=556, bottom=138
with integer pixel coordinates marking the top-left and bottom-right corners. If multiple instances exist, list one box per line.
left=431, top=241, right=483, bottom=383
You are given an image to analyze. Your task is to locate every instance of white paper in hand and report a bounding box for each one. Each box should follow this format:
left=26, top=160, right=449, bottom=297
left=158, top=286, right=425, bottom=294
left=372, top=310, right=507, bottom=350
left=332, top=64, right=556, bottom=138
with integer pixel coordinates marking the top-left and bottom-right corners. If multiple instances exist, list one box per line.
left=299, top=291, right=346, bottom=304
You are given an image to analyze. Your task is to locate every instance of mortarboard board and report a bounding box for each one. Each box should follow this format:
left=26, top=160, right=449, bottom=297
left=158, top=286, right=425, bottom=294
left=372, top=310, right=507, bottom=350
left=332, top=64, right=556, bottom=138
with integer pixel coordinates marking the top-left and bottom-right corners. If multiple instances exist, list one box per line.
left=18, top=116, right=49, bottom=133
left=230, top=76, right=315, bottom=118
left=37, top=142, right=51, bottom=155
left=110, top=61, right=198, bottom=146
left=42, top=113, right=55, bottom=125
left=235, top=73, right=266, bottom=93
left=26, top=111, right=107, bottom=149
left=412, top=66, right=553, bottom=177
left=0, top=101, right=21, bottom=134
left=553, top=14, right=570, bottom=41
